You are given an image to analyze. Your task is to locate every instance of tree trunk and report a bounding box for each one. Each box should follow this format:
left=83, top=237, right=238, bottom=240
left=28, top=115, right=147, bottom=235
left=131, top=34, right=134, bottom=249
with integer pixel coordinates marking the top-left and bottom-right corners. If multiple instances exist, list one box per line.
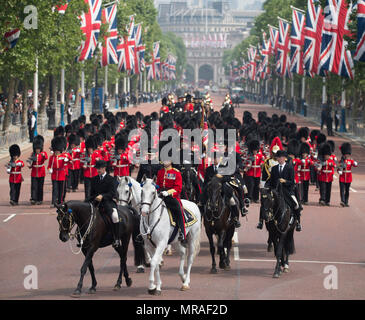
left=21, top=79, right=29, bottom=126
left=2, top=77, right=16, bottom=132
left=38, top=75, right=50, bottom=134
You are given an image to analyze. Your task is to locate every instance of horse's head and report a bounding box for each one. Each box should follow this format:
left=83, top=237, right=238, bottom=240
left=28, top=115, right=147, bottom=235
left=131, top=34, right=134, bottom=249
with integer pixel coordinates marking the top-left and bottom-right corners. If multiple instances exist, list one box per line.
left=260, top=187, right=274, bottom=222
left=140, top=176, right=159, bottom=217
left=207, top=176, right=223, bottom=215
left=117, top=176, right=133, bottom=206
left=56, top=202, right=74, bottom=242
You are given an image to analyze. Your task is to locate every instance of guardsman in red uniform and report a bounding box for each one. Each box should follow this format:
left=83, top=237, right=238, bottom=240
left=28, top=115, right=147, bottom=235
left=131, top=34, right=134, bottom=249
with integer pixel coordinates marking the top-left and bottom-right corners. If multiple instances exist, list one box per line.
left=327, top=140, right=337, bottom=164
left=78, top=128, right=86, bottom=184
left=316, top=143, right=336, bottom=206
left=338, top=142, right=358, bottom=207
left=48, top=137, right=69, bottom=207
left=67, top=134, right=81, bottom=192
left=244, top=140, right=264, bottom=203
left=184, top=94, right=194, bottom=112
left=156, top=159, right=187, bottom=247
left=299, top=142, right=313, bottom=205
left=28, top=135, right=48, bottom=205
left=82, top=136, right=102, bottom=201
left=112, top=135, right=131, bottom=177
left=7, top=144, right=24, bottom=206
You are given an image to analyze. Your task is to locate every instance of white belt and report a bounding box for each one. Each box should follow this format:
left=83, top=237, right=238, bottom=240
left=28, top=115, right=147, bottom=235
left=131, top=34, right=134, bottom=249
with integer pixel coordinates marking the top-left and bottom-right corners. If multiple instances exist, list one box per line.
left=251, top=166, right=261, bottom=168
left=323, top=170, right=332, bottom=173
left=86, top=165, right=95, bottom=168
left=72, top=159, right=80, bottom=161
left=10, top=172, right=21, bottom=174
left=115, top=165, right=128, bottom=168
left=33, top=165, right=44, bottom=168
left=343, top=170, right=352, bottom=173
left=301, top=169, right=310, bottom=172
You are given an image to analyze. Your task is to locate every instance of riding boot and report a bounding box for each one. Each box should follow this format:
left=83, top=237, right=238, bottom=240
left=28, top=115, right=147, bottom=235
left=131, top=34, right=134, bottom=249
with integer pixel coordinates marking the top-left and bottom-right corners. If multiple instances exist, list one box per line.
left=295, top=210, right=302, bottom=232
left=112, top=223, right=121, bottom=248
left=230, top=205, right=241, bottom=228
left=257, top=219, right=263, bottom=229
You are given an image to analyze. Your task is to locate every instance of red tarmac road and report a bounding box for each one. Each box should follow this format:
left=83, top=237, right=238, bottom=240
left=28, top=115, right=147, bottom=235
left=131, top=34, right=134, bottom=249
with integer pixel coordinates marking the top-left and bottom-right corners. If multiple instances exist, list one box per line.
left=0, top=93, right=365, bottom=300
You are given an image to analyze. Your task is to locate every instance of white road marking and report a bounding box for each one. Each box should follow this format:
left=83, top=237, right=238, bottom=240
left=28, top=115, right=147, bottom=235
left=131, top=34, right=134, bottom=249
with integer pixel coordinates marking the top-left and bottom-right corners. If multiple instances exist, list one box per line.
left=350, top=187, right=357, bottom=193
left=3, top=214, right=16, bottom=223
left=233, top=231, right=240, bottom=261
left=238, top=258, right=365, bottom=266
left=0, top=212, right=55, bottom=216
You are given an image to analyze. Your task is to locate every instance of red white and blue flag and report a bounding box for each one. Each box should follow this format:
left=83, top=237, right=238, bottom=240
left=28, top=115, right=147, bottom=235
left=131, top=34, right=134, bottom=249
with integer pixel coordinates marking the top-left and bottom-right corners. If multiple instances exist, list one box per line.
left=146, top=63, right=153, bottom=80
left=276, top=17, right=291, bottom=77
left=168, top=54, right=177, bottom=80
left=152, top=42, right=161, bottom=80
left=4, top=28, right=20, bottom=50
left=78, top=0, right=102, bottom=62
left=260, top=31, right=271, bottom=78
left=269, top=24, right=279, bottom=55
left=131, top=24, right=145, bottom=74
left=117, top=35, right=135, bottom=72
left=290, top=7, right=306, bottom=75
left=101, top=4, right=118, bottom=66
left=354, top=0, right=365, bottom=61
left=303, top=0, right=324, bottom=77
left=318, top=0, right=354, bottom=79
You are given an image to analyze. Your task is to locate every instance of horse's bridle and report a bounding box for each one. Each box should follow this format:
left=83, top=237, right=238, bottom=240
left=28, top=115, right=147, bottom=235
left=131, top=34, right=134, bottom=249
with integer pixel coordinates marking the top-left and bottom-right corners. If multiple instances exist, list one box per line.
left=140, top=190, right=163, bottom=216
left=57, top=206, right=75, bottom=234
left=119, top=183, right=133, bottom=206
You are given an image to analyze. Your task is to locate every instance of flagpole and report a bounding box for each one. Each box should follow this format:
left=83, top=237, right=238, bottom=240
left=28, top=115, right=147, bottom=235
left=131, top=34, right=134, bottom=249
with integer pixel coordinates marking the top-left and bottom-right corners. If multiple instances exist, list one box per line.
left=60, top=68, right=65, bottom=126
left=340, top=79, right=347, bottom=132
left=282, top=76, right=286, bottom=110
left=33, top=57, right=38, bottom=136
left=143, top=72, right=147, bottom=92
left=290, top=5, right=305, bottom=13
left=322, top=77, right=327, bottom=104
left=81, top=67, right=85, bottom=116
left=104, top=65, right=108, bottom=106
left=115, top=77, right=119, bottom=109
left=301, top=76, right=305, bottom=115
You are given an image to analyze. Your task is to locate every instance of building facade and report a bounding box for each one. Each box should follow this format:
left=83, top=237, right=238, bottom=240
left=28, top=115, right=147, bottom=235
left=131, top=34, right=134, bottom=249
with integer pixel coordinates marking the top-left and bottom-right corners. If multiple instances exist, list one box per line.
left=158, top=0, right=262, bottom=86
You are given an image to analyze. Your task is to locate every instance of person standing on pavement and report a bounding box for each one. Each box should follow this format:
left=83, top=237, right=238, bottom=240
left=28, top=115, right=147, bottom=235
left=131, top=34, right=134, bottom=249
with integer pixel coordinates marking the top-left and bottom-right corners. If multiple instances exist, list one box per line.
left=7, top=144, right=24, bottom=206
left=67, top=104, right=73, bottom=125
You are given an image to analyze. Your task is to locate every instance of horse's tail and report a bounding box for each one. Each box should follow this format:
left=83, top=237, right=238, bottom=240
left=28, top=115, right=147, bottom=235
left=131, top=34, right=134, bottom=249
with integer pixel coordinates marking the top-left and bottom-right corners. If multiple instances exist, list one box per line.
left=131, top=211, right=146, bottom=267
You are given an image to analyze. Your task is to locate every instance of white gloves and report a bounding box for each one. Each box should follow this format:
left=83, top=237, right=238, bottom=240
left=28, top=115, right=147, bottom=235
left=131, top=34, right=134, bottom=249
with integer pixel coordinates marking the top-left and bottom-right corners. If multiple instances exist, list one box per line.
left=161, top=191, right=169, bottom=197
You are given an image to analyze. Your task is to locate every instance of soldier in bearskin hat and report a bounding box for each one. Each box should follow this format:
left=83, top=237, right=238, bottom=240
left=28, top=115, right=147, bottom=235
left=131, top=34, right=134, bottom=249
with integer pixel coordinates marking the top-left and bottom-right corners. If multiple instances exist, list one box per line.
left=67, top=134, right=81, bottom=192
left=7, top=144, right=24, bottom=205
left=111, top=134, right=131, bottom=178
left=28, top=135, right=48, bottom=205
left=338, top=142, right=358, bottom=207
left=299, top=142, right=313, bottom=205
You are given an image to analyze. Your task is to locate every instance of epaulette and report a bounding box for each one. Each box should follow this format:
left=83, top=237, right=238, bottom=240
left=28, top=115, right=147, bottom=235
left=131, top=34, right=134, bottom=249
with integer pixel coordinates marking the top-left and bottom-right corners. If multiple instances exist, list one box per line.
left=173, top=168, right=180, bottom=172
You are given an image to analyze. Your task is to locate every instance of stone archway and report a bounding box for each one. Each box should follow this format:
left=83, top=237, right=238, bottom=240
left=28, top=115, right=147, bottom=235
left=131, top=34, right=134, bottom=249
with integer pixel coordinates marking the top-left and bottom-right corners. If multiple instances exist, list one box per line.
left=185, top=64, right=195, bottom=83
left=198, top=64, right=214, bottom=85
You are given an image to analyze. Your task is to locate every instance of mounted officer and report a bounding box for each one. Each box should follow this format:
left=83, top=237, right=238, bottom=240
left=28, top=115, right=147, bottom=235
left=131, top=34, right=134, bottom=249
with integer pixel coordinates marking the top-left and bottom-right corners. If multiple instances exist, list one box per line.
left=87, top=160, right=121, bottom=248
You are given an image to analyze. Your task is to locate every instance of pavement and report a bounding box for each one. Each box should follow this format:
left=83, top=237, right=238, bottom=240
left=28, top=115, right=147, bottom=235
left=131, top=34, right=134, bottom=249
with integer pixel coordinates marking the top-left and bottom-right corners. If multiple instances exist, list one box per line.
left=1, top=93, right=365, bottom=300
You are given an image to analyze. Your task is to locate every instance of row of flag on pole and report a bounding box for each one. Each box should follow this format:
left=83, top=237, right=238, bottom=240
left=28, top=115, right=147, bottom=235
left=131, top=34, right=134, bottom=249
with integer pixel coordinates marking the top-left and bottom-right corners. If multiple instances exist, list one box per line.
left=2, top=0, right=177, bottom=81
left=239, top=0, right=365, bottom=82
left=183, top=33, right=229, bottom=49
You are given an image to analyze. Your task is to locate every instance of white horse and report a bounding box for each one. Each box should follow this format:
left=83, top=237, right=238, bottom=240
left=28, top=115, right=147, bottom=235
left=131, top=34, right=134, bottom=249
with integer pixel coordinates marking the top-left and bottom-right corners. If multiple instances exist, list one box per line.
left=139, top=177, right=201, bottom=295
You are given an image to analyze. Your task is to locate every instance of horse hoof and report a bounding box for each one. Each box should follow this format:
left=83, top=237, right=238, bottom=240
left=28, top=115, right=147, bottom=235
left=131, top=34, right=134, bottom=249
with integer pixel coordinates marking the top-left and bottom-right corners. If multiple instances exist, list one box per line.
left=224, top=265, right=231, bottom=271
left=219, top=263, right=226, bottom=270
left=164, top=250, right=173, bottom=256
left=145, top=263, right=151, bottom=268
left=88, top=288, right=96, bottom=294
left=160, top=260, right=164, bottom=267
left=210, top=268, right=218, bottom=274
left=126, top=278, right=133, bottom=287
left=71, top=290, right=81, bottom=298
left=267, top=244, right=273, bottom=252
left=148, top=288, right=157, bottom=295
left=136, top=267, right=145, bottom=274
left=181, top=285, right=190, bottom=291
left=283, top=267, right=289, bottom=273
left=273, top=273, right=280, bottom=278
left=113, top=284, right=121, bottom=291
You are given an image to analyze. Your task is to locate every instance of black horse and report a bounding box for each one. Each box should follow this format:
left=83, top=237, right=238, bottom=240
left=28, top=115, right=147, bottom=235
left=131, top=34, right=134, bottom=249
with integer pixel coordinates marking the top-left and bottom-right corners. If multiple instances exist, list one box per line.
left=204, top=176, right=236, bottom=273
left=181, top=165, right=200, bottom=203
left=56, top=200, right=145, bottom=297
left=260, top=187, right=296, bottom=278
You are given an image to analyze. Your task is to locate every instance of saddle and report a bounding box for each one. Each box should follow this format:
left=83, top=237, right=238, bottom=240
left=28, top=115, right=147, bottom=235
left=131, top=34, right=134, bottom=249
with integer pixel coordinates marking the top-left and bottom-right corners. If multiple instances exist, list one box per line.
left=167, top=207, right=198, bottom=228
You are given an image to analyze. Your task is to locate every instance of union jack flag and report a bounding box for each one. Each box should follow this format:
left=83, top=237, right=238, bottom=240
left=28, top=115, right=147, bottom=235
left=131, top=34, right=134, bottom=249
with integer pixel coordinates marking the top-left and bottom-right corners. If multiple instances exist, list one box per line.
left=168, top=54, right=177, bottom=80
left=117, top=35, right=135, bottom=72
left=152, top=42, right=161, bottom=80
left=248, top=45, right=257, bottom=81
left=354, top=0, right=365, bottom=61
left=318, top=0, right=354, bottom=79
left=4, top=28, right=20, bottom=50
left=290, top=7, right=306, bottom=75
left=276, top=17, right=291, bottom=77
left=131, top=24, right=145, bottom=74
left=269, top=24, right=279, bottom=55
left=78, top=0, right=102, bottom=62
left=146, top=63, right=153, bottom=80
left=100, top=4, right=118, bottom=66
left=260, top=31, right=271, bottom=78
left=303, top=0, right=324, bottom=77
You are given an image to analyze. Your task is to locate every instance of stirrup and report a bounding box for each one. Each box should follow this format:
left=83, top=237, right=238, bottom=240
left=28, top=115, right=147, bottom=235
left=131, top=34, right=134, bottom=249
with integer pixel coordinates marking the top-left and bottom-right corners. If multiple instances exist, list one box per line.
left=289, top=216, right=295, bottom=225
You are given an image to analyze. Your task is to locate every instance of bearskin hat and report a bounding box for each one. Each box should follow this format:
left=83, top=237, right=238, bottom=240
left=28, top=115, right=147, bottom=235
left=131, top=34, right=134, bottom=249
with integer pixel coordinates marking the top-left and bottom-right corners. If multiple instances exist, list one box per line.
left=77, top=128, right=86, bottom=140
left=287, top=139, right=300, bottom=157
left=186, top=94, right=192, bottom=103
left=248, top=139, right=260, bottom=153
left=316, top=133, right=326, bottom=145
left=280, top=114, right=287, bottom=123
left=51, top=136, right=65, bottom=152
left=327, top=140, right=335, bottom=153
left=319, top=143, right=332, bottom=157
left=68, top=134, right=80, bottom=147
left=84, top=123, right=94, bottom=135
left=299, top=142, right=310, bottom=156
left=65, top=124, right=73, bottom=134
left=298, top=127, right=309, bottom=140
left=85, top=136, right=96, bottom=150
left=340, top=142, right=352, bottom=155
left=93, top=133, right=103, bottom=147
left=33, top=135, right=44, bottom=152
left=54, top=125, right=64, bottom=137
left=310, top=129, right=320, bottom=143
left=161, top=97, right=168, bottom=106
left=9, top=144, right=21, bottom=157
left=115, top=135, right=128, bottom=151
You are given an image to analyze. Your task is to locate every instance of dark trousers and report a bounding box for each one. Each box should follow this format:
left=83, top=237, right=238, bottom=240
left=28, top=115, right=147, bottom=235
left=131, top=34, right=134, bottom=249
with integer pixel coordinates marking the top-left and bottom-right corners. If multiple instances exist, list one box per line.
left=319, top=181, right=332, bottom=204
left=52, top=180, right=65, bottom=205
left=164, top=196, right=186, bottom=238
left=84, top=177, right=92, bottom=201
left=79, top=169, right=84, bottom=184
left=245, top=176, right=260, bottom=202
left=28, top=127, right=35, bottom=143
left=31, top=177, right=44, bottom=202
left=68, top=169, right=80, bottom=190
left=310, top=167, right=317, bottom=184
left=10, top=182, right=21, bottom=203
left=301, top=180, right=309, bottom=203
left=340, top=182, right=351, bottom=204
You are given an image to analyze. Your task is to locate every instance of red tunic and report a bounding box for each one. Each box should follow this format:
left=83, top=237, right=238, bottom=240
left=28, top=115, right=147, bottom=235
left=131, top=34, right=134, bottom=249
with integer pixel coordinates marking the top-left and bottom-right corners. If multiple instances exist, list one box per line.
left=338, top=159, right=358, bottom=183
left=156, top=168, right=182, bottom=201
left=292, top=158, right=302, bottom=184
left=184, top=103, right=194, bottom=112
left=30, top=152, right=48, bottom=178
left=47, top=153, right=70, bottom=181
left=246, top=153, right=264, bottom=178
left=299, top=157, right=313, bottom=181
left=112, top=152, right=131, bottom=177
left=70, top=147, right=81, bottom=170
left=8, top=160, right=24, bottom=183
left=317, top=159, right=336, bottom=183
left=82, top=150, right=102, bottom=178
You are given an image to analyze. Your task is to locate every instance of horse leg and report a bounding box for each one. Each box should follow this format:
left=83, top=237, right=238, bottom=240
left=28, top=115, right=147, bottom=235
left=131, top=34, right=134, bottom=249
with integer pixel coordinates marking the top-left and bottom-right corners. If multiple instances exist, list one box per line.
left=218, top=231, right=227, bottom=269
left=206, top=230, right=217, bottom=273
left=122, top=235, right=133, bottom=287
left=273, top=235, right=285, bottom=278
left=72, top=247, right=96, bottom=297
left=181, top=232, right=198, bottom=291
left=81, top=248, right=97, bottom=294
left=224, top=228, right=234, bottom=271
left=148, top=244, right=165, bottom=295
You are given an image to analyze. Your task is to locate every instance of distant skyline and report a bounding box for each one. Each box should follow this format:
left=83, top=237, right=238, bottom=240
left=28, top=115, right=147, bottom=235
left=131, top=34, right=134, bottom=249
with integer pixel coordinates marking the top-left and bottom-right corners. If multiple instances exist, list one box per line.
left=154, top=0, right=264, bottom=10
